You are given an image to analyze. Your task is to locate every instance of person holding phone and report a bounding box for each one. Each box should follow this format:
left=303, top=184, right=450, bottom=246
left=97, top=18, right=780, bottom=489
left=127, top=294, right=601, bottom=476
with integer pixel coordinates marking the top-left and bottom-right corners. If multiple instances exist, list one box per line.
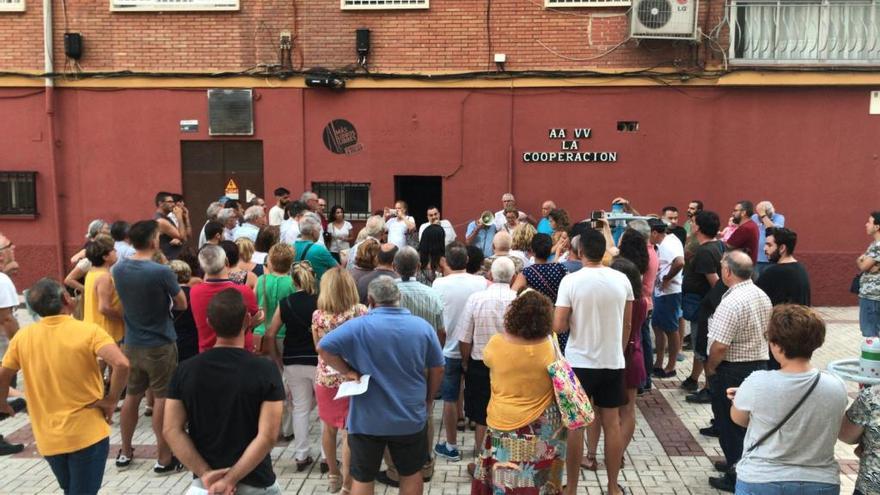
left=385, top=201, right=416, bottom=250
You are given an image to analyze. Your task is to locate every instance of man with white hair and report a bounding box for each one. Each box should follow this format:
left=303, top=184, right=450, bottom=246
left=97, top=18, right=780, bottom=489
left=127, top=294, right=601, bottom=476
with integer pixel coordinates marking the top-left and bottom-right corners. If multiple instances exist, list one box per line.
left=346, top=215, right=386, bottom=269
left=233, top=206, right=267, bottom=242
left=751, top=200, right=785, bottom=276
left=198, top=201, right=225, bottom=248
left=318, top=276, right=444, bottom=495
left=480, top=231, right=524, bottom=274
left=458, top=257, right=516, bottom=466
left=190, top=245, right=260, bottom=354
left=217, top=208, right=239, bottom=242
left=493, top=193, right=535, bottom=229
left=300, top=191, right=329, bottom=247
left=294, top=214, right=338, bottom=282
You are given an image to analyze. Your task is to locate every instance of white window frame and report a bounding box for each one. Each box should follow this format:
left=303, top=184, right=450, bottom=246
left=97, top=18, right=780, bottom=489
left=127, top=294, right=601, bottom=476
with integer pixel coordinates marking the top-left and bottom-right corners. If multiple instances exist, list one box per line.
left=341, top=0, right=429, bottom=10
left=545, top=0, right=632, bottom=7
left=0, top=0, right=25, bottom=12
left=110, top=0, right=239, bottom=12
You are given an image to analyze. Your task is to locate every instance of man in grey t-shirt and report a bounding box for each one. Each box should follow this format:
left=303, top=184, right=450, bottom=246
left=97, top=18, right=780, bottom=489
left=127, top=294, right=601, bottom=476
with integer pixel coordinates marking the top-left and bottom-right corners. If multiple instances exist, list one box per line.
left=112, top=220, right=187, bottom=474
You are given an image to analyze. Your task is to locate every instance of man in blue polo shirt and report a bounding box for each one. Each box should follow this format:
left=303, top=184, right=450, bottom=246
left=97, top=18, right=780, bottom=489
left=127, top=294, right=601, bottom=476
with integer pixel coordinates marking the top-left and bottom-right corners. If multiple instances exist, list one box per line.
left=318, top=276, right=444, bottom=495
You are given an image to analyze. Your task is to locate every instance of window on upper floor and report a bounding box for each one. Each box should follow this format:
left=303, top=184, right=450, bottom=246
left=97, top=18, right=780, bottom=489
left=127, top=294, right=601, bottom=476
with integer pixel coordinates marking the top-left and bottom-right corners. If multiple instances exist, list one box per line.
left=730, top=0, right=880, bottom=65
left=0, top=0, right=25, bottom=12
left=0, top=172, right=37, bottom=217
left=341, top=0, right=428, bottom=10
left=110, top=0, right=238, bottom=12
left=312, top=182, right=371, bottom=221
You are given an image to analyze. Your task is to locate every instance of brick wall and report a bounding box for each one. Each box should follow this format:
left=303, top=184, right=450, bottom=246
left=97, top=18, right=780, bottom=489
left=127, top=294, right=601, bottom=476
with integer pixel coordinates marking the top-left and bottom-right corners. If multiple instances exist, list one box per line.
left=0, top=0, right=724, bottom=74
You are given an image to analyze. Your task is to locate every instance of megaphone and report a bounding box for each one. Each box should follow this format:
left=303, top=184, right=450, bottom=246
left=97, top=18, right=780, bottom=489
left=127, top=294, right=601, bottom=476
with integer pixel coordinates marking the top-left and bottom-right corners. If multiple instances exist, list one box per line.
left=480, top=211, right=495, bottom=227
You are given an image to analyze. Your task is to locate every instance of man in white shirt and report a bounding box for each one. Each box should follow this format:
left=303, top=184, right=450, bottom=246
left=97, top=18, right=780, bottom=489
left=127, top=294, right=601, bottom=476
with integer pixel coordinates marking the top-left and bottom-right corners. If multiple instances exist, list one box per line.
left=419, top=206, right=457, bottom=246
left=492, top=193, right=534, bottom=229
left=197, top=202, right=224, bottom=248
left=384, top=201, right=416, bottom=250
left=280, top=201, right=308, bottom=246
left=431, top=242, right=487, bottom=462
left=649, top=218, right=685, bottom=378
left=0, top=233, right=19, bottom=341
left=233, top=206, right=266, bottom=242
left=554, top=228, right=633, bottom=495
left=267, top=187, right=290, bottom=227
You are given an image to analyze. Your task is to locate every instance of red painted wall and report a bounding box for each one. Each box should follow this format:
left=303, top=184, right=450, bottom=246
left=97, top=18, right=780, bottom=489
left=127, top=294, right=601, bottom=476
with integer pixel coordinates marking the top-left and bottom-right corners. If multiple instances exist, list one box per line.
left=1, top=84, right=876, bottom=306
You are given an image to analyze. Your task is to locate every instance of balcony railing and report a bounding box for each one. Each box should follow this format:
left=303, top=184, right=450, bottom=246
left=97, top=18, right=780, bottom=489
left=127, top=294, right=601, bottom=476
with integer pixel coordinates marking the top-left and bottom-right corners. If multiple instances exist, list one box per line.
left=729, top=0, right=880, bottom=65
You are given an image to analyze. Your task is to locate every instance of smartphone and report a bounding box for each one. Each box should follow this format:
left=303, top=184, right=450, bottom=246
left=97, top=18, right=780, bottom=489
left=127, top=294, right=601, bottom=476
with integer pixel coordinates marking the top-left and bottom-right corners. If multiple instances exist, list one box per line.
left=591, top=210, right=603, bottom=221
left=388, top=208, right=398, bottom=216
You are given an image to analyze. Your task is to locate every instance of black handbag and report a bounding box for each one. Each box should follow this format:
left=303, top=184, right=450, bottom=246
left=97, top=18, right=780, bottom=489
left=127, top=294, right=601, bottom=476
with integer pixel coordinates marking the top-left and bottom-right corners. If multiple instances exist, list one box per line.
left=851, top=273, right=862, bottom=295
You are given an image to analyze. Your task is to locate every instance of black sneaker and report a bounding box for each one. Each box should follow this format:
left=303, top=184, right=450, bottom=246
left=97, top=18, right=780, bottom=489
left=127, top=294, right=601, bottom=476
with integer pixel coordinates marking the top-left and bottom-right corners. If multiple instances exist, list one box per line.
left=0, top=437, right=24, bottom=456
left=708, top=473, right=736, bottom=493
left=686, top=388, right=712, bottom=404
left=714, top=460, right=729, bottom=472
left=680, top=377, right=699, bottom=392
left=154, top=456, right=185, bottom=475
left=699, top=425, right=720, bottom=438
left=115, top=449, right=134, bottom=469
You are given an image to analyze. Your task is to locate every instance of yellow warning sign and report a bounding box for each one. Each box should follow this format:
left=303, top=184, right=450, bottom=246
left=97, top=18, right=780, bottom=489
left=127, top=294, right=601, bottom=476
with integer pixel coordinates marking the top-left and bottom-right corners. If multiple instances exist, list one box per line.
left=225, top=179, right=239, bottom=198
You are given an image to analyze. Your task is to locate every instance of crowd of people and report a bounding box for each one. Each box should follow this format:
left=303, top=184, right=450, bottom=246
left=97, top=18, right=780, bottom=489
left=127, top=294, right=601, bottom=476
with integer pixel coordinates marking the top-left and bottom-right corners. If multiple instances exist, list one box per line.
left=0, top=189, right=878, bottom=495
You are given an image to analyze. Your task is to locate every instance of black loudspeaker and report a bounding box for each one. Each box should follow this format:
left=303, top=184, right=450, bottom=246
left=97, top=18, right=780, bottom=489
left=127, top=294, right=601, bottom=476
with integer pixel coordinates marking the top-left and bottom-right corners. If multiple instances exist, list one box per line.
left=356, top=29, right=370, bottom=56
left=64, top=33, right=83, bottom=60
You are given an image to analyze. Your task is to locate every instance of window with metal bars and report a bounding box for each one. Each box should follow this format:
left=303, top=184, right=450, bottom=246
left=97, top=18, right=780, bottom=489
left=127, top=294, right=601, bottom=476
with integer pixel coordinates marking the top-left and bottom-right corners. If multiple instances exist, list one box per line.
left=0, top=172, right=37, bottom=216
left=312, top=182, right=371, bottom=221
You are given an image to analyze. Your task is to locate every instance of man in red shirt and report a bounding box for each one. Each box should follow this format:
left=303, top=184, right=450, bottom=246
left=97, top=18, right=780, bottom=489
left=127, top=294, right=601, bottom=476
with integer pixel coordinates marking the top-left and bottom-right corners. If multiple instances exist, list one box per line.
left=191, top=244, right=262, bottom=352
left=726, top=201, right=759, bottom=263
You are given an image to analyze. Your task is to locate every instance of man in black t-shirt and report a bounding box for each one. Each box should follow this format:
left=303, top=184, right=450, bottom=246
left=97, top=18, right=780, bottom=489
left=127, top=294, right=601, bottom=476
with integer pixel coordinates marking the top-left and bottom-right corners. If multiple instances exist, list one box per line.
left=756, top=227, right=811, bottom=370
left=680, top=211, right=724, bottom=397
left=164, top=289, right=285, bottom=494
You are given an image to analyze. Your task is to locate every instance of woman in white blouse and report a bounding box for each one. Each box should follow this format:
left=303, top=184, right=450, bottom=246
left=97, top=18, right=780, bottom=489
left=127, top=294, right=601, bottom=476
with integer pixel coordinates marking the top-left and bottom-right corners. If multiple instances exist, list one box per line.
left=327, top=205, right=353, bottom=264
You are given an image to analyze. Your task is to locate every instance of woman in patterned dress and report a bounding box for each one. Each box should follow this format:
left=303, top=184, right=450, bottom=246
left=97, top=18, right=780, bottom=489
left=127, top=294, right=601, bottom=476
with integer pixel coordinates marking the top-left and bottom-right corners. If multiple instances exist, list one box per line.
left=312, top=267, right=368, bottom=494
left=511, top=234, right=569, bottom=349
left=471, top=289, right=566, bottom=495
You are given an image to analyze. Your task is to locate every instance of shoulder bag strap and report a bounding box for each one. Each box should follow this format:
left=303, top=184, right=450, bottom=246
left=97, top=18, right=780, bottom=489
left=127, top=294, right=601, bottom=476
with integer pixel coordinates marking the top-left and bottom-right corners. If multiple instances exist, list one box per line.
left=745, top=372, right=822, bottom=454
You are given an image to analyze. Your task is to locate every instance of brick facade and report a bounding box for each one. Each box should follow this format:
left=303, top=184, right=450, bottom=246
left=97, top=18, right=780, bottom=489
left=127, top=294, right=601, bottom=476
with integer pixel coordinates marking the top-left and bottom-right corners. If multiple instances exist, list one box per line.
left=0, top=0, right=722, bottom=73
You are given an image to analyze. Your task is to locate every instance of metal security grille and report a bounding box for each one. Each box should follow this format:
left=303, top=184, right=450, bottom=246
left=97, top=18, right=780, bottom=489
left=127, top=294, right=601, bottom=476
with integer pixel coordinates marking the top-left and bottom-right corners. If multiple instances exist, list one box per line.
left=110, top=0, right=239, bottom=11
left=0, top=0, right=25, bottom=12
left=341, top=0, right=428, bottom=10
left=729, top=0, right=880, bottom=65
left=0, top=172, right=37, bottom=216
left=545, top=0, right=632, bottom=7
left=312, top=183, right=371, bottom=221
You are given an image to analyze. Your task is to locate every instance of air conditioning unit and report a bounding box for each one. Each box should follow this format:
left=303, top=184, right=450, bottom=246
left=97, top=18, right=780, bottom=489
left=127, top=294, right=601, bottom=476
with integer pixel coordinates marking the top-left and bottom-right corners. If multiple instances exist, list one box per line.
left=630, top=0, right=698, bottom=40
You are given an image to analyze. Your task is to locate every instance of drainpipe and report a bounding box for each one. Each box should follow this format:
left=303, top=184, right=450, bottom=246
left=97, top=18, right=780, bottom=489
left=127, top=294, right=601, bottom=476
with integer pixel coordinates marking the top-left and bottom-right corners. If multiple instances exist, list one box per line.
left=44, top=0, right=65, bottom=279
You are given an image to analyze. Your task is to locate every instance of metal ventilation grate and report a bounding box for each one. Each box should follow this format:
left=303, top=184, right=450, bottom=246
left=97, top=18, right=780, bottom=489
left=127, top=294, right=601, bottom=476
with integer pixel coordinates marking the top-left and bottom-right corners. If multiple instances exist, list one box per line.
left=110, top=0, right=238, bottom=11
left=208, top=89, right=254, bottom=136
left=341, top=0, right=428, bottom=10
left=637, top=0, right=673, bottom=28
left=0, top=0, right=25, bottom=12
left=545, top=0, right=632, bottom=7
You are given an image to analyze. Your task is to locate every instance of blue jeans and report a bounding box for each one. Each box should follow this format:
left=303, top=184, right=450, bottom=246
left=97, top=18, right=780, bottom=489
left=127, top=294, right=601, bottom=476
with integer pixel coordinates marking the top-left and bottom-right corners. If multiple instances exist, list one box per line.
left=736, top=480, right=839, bottom=494
left=859, top=297, right=880, bottom=337
left=44, top=437, right=109, bottom=495
left=641, top=310, right=653, bottom=389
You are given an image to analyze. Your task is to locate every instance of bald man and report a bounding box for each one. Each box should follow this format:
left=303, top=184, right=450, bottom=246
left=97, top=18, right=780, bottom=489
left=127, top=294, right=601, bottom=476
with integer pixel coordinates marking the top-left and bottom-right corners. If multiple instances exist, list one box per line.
left=751, top=200, right=785, bottom=277
left=705, top=250, right=772, bottom=492
left=536, top=200, right=557, bottom=235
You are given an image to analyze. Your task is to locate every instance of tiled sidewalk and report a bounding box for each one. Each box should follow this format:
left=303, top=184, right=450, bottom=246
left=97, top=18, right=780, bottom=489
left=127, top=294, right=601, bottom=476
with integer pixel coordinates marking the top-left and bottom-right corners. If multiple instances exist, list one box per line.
left=0, top=307, right=865, bottom=494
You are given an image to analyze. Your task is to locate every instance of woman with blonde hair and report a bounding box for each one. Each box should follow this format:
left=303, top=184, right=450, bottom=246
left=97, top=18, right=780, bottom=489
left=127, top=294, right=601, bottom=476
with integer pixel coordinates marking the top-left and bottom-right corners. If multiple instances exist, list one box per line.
left=265, top=260, right=319, bottom=472
left=235, top=236, right=263, bottom=277
left=312, top=267, right=368, bottom=493
left=510, top=223, right=536, bottom=269
left=254, top=243, right=296, bottom=356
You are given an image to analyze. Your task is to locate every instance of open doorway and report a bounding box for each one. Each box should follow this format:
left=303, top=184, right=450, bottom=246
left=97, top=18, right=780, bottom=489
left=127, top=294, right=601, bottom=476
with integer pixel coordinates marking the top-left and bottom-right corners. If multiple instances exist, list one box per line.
left=394, top=176, right=442, bottom=227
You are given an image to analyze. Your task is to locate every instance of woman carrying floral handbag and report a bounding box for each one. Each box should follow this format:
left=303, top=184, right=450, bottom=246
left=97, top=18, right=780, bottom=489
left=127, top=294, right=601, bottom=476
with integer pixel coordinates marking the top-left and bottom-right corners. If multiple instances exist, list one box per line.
left=471, top=289, right=574, bottom=495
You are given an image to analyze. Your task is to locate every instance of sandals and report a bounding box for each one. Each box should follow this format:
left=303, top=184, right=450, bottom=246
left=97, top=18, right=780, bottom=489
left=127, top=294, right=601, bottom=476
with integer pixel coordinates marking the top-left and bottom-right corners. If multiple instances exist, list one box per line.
left=328, top=474, right=342, bottom=493
left=580, top=452, right=598, bottom=471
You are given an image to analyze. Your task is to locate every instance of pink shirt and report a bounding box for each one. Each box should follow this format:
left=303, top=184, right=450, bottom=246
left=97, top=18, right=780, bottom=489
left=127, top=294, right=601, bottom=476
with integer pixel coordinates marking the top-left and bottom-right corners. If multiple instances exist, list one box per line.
left=644, top=243, right=659, bottom=310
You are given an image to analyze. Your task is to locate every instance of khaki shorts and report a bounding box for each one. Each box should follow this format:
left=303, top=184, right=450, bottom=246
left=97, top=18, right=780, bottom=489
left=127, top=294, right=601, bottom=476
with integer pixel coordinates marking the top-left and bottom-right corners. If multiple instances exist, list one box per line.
left=124, top=343, right=178, bottom=398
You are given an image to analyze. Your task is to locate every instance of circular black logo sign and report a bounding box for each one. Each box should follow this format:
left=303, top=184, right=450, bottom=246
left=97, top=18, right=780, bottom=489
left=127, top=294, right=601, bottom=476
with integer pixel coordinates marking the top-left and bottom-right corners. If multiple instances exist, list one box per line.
left=323, top=119, right=363, bottom=155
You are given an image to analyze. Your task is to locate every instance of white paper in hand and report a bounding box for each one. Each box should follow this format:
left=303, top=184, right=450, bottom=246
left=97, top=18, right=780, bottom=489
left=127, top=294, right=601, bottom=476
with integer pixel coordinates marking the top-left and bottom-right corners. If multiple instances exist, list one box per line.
left=335, top=374, right=370, bottom=400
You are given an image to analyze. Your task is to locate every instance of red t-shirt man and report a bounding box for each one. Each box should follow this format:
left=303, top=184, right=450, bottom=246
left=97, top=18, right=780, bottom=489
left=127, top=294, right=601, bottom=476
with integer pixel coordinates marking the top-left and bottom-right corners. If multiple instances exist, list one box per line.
left=190, top=279, right=258, bottom=352
left=727, top=218, right=760, bottom=263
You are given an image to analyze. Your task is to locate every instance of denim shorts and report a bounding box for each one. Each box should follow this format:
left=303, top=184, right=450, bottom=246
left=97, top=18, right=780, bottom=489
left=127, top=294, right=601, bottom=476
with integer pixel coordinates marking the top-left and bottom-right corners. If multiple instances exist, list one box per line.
left=859, top=297, right=880, bottom=338
left=735, top=479, right=839, bottom=495
left=440, top=357, right=463, bottom=402
left=652, top=293, right=682, bottom=333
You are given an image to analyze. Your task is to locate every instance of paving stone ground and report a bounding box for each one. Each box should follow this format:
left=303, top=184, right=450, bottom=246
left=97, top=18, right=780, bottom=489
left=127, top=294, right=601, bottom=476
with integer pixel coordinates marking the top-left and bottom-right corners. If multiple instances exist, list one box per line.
left=0, top=307, right=865, bottom=494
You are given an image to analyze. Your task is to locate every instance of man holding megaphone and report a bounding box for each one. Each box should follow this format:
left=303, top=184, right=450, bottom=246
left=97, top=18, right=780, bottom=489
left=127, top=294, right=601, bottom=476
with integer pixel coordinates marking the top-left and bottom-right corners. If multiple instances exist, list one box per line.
left=465, top=211, right=498, bottom=259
